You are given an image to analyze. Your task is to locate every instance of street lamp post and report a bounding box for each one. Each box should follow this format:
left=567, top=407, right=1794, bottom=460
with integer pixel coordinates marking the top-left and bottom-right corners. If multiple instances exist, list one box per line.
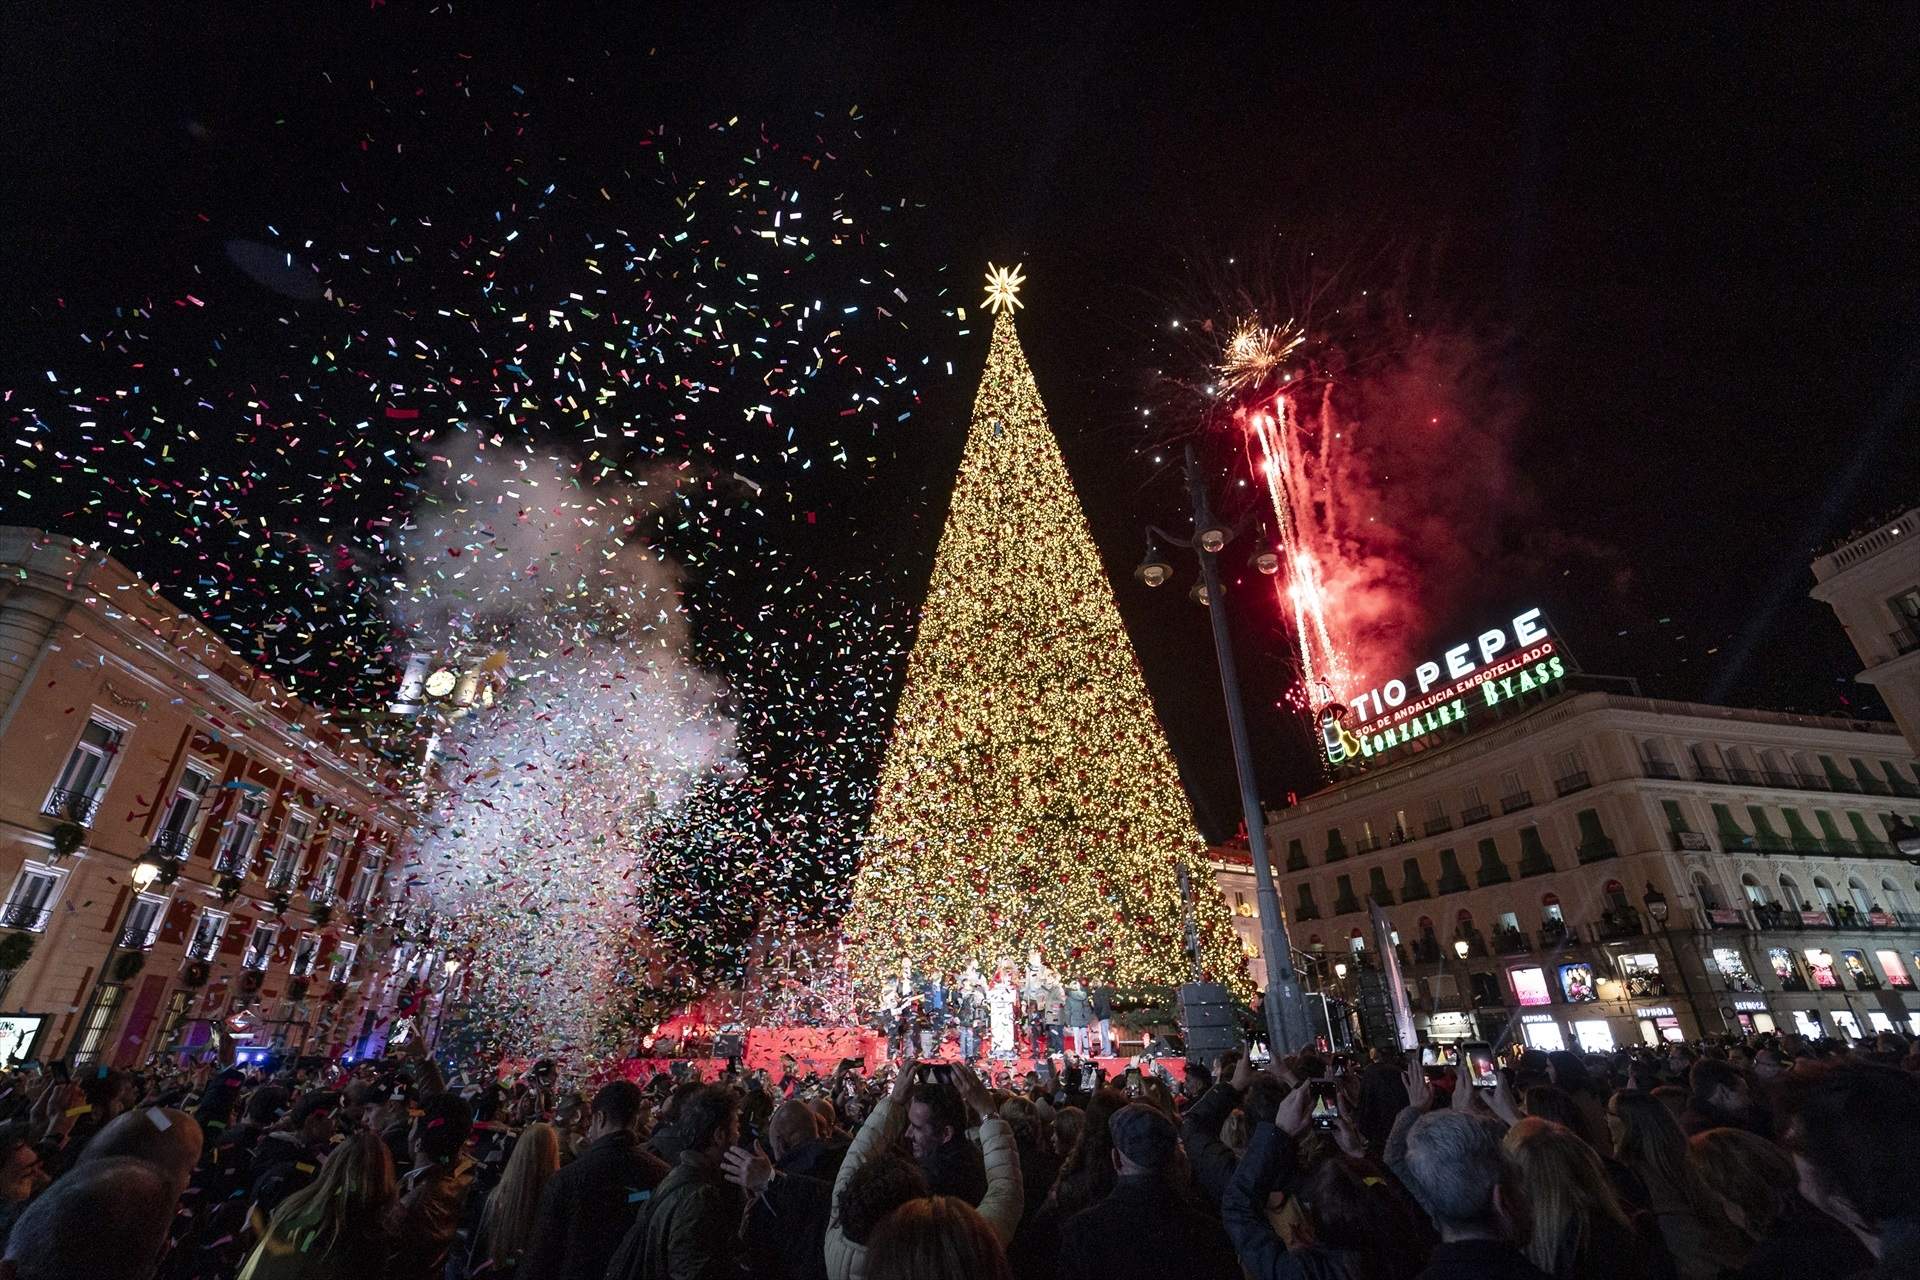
left=1134, top=444, right=1315, bottom=1056
left=1643, top=883, right=1711, bottom=1037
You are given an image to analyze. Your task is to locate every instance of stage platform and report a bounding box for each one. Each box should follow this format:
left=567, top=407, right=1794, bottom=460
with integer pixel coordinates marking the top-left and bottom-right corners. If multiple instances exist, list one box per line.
left=614, top=1024, right=1185, bottom=1084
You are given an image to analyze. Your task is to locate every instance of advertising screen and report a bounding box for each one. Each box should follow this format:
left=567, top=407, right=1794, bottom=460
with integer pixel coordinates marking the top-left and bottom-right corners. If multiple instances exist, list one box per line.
left=1510, top=966, right=1552, bottom=1007
left=1557, top=963, right=1598, bottom=1003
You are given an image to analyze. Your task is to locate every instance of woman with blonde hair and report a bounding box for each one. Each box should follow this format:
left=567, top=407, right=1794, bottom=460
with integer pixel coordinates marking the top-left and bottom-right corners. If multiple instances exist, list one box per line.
left=465, top=1122, right=562, bottom=1277
left=238, top=1131, right=396, bottom=1280
left=1502, top=1116, right=1660, bottom=1280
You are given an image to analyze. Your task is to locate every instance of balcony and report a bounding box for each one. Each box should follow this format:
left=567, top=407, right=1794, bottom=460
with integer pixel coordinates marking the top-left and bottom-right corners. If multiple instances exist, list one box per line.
left=185, top=935, right=222, bottom=962
left=1553, top=771, right=1593, bottom=797
left=1411, top=937, right=1443, bottom=964
left=1643, top=760, right=1682, bottom=780
left=1893, top=623, right=1920, bottom=657
left=1423, top=816, right=1453, bottom=837
left=40, top=788, right=100, bottom=825
left=117, top=924, right=157, bottom=950
left=213, top=845, right=252, bottom=878
left=1332, top=892, right=1363, bottom=916
left=1593, top=907, right=1646, bottom=940
left=1577, top=838, right=1619, bottom=864
left=1537, top=920, right=1572, bottom=949
left=146, top=829, right=195, bottom=861
left=1401, top=879, right=1432, bottom=902
left=0, top=903, right=53, bottom=932
left=1500, top=791, right=1534, bottom=814
left=1492, top=927, right=1532, bottom=956
left=1460, top=804, right=1491, bottom=826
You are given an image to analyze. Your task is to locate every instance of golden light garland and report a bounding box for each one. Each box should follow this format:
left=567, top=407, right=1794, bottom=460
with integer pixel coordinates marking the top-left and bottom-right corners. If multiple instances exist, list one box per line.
left=844, top=300, right=1252, bottom=997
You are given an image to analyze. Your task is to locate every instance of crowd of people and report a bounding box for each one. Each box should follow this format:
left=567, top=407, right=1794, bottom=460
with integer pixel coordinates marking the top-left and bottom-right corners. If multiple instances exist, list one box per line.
left=0, top=1027, right=1913, bottom=1280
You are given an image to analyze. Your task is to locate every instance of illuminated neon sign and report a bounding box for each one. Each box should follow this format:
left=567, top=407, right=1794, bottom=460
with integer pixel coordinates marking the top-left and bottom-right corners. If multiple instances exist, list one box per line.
left=1321, top=607, right=1570, bottom=766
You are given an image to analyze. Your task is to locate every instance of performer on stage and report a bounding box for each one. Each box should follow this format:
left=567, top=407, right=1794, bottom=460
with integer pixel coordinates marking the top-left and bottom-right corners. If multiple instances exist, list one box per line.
left=955, top=961, right=989, bottom=1063
left=987, top=962, right=1019, bottom=1060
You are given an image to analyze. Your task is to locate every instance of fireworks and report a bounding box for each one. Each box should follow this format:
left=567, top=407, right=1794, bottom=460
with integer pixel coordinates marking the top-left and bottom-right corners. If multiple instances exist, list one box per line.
left=1243, top=397, right=1348, bottom=710
left=1217, top=316, right=1304, bottom=398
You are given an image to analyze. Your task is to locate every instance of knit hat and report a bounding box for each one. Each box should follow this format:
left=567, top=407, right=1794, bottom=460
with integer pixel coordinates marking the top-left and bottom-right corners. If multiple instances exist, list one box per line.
left=1108, top=1103, right=1177, bottom=1172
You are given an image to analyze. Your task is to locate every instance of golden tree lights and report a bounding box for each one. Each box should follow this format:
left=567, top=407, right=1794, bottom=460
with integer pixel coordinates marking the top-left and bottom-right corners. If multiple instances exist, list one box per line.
left=844, top=300, right=1251, bottom=996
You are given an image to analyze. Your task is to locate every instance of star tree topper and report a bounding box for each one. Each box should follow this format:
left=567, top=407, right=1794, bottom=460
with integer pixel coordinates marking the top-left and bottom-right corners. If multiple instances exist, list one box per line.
left=983, top=262, right=1026, bottom=314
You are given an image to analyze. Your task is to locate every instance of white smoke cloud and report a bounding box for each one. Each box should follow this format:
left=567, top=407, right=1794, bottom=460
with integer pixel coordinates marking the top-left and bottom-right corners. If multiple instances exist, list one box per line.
left=390, top=434, right=737, bottom=1060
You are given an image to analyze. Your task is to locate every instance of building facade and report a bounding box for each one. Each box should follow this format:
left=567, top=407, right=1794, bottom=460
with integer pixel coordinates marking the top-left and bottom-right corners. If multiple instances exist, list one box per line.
left=1259, top=688, right=1920, bottom=1054
left=1811, top=504, right=1920, bottom=754
left=0, top=528, right=422, bottom=1068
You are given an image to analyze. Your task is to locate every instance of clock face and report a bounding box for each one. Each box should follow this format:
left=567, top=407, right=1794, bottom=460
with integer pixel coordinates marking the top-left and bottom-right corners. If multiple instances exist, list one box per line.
left=425, top=669, right=457, bottom=698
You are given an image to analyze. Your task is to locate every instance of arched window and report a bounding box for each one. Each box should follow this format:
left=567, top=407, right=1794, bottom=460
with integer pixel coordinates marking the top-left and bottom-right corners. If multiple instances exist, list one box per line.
left=1849, top=877, right=1874, bottom=914
left=1603, top=879, right=1630, bottom=911
left=1308, top=934, right=1323, bottom=949
left=1456, top=908, right=1474, bottom=926
left=1417, top=915, right=1436, bottom=938
left=1779, top=875, right=1804, bottom=911
left=1741, top=873, right=1766, bottom=906
left=1541, top=892, right=1564, bottom=923
left=1349, top=927, right=1366, bottom=952
left=1813, top=877, right=1839, bottom=910
left=1887, top=881, right=1912, bottom=916
left=1688, top=742, right=1720, bottom=774
left=1691, top=871, right=1722, bottom=911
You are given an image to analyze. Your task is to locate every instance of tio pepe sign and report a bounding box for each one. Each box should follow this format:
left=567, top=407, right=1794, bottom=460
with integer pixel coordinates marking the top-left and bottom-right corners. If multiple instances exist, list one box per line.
left=1321, top=607, right=1568, bottom=766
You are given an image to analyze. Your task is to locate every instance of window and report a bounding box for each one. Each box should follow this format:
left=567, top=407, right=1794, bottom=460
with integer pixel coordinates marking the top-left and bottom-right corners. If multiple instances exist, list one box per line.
left=1541, top=893, right=1565, bottom=925
left=1885, top=881, right=1910, bottom=916
left=0, top=865, right=65, bottom=932
left=1603, top=879, right=1631, bottom=912
left=290, top=935, right=320, bottom=978
left=215, top=793, right=266, bottom=874
left=1840, top=950, right=1879, bottom=990
left=119, top=893, right=167, bottom=950
left=349, top=851, right=385, bottom=909
left=1712, top=947, right=1759, bottom=991
left=1849, top=878, right=1874, bottom=915
left=69, top=985, right=126, bottom=1071
left=153, top=766, right=212, bottom=855
left=1500, top=769, right=1525, bottom=797
left=1769, top=948, right=1807, bottom=991
left=329, top=943, right=358, bottom=984
left=241, top=923, right=279, bottom=970
left=186, top=909, right=229, bottom=961
left=44, top=717, right=127, bottom=823
left=1779, top=876, right=1805, bottom=912
left=1643, top=739, right=1674, bottom=774
left=1742, top=874, right=1767, bottom=907
left=1803, top=948, right=1839, bottom=990
left=1552, top=750, right=1590, bottom=794
left=1691, top=872, right=1722, bottom=911
left=1812, top=878, right=1839, bottom=910
left=1424, top=796, right=1446, bottom=825
left=310, top=834, right=349, bottom=903
left=1876, top=950, right=1912, bottom=988
left=1462, top=784, right=1483, bottom=808
left=267, top=812, right=313, bottom=892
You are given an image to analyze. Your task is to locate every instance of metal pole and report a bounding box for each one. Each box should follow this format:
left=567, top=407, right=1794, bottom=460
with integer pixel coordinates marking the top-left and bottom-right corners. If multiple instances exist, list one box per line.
left=1662, top=916, right=1711, bottom=1037
left=1184, top=445, right=1315, bottom=1056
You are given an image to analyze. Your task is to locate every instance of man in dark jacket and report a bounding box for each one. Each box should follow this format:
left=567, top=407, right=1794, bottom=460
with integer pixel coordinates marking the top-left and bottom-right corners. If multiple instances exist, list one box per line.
left=521, top=1079, right=671, bottom=1280
left=738, top=1101, right=837, bottom=1280
left=609, top=1085, right=745, bottom=1280
left=1089, top=985, right=1116, bottom=1057
left=1180, top=1054, right=1283, bottom=1206
left=1787, top=1062, right=1920, bottom=1279
left=906, top=1080, right=986, bottom=1203
left=1059, top=1104, right=1239, bottom=1280
left=248, top=1090, right=340, bottom=1223
left=1397, top=1109, right=1549, bottom=1280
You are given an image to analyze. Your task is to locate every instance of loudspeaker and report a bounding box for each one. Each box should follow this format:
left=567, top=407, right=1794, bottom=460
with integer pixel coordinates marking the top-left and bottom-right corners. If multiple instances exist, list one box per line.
left=1179, top=981, right=1242, bottom=1061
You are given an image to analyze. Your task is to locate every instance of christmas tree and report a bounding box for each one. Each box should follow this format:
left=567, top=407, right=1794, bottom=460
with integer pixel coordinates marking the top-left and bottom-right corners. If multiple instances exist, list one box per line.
left=844, top=266, right=1251, bottom=994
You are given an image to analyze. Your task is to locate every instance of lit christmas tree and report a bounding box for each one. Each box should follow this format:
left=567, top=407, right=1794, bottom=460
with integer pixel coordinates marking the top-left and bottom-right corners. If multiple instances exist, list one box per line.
left=844, top=266, right=1251, bottom=994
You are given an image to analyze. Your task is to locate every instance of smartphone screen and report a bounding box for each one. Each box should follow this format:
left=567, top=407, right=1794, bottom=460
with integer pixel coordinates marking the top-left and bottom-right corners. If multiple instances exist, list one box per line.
left=1463, top=1042, right=1497, bottom=1089
left=1123, top=1067, right=1141, bottom=1092
left=1309, top=1081, right=1338, bottom=1130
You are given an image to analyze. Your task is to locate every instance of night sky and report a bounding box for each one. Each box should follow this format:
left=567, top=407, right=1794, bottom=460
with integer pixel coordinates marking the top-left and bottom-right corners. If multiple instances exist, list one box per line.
left=6, top=6, right=1919, bottom=840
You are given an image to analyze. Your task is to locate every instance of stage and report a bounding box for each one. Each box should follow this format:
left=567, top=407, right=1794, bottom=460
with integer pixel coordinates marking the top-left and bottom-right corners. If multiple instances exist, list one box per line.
left=614, top=1023, right=1186, bottom=1084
